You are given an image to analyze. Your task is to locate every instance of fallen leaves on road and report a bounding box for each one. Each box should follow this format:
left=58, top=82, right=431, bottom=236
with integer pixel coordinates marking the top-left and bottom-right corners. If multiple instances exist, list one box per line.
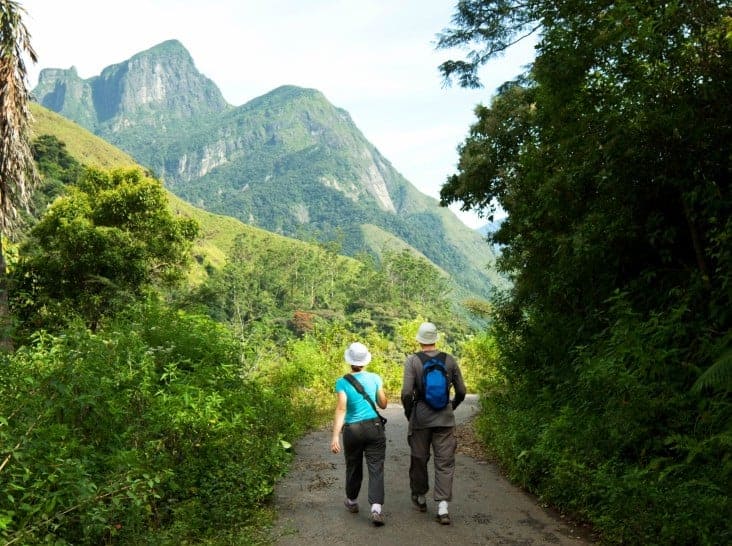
left=455, top=416, right=489, bottom=461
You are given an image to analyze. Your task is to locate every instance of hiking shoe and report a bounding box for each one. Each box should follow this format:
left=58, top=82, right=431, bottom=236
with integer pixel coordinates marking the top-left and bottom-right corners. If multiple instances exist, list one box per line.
left=344, top=499, right=359, bottom=513
left=436, top=513, right=451, bottom=525
left=411, top=494, right=427, bottom=512
left=370, top=511, right=385, bottom=526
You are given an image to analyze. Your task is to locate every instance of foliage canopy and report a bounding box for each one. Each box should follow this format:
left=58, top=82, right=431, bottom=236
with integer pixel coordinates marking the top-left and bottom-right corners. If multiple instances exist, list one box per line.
left=11, top=166, right=198, bottom=332
left=438, top=1, right=731, bottom=543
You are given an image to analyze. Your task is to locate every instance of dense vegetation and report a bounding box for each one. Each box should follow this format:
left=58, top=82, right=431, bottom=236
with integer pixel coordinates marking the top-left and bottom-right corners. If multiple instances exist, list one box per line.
left=438, top=1, right=731, bottom=544
left=13, top=160, right=199, bottom=334
left=0, top=133, right=486, bottom=544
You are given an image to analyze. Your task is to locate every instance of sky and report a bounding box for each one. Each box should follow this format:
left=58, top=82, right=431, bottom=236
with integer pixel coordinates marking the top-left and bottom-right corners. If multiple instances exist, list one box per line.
left=21, top=0, right=535, bottom=229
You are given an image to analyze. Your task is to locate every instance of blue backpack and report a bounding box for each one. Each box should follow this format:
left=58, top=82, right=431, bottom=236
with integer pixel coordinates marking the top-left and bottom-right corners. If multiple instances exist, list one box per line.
left=417, top=352, right=449, bottom=410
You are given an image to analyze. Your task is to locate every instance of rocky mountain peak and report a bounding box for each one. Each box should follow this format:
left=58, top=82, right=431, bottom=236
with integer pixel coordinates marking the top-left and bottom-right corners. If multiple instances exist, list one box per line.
left=36, top=40, right=228, bottom=130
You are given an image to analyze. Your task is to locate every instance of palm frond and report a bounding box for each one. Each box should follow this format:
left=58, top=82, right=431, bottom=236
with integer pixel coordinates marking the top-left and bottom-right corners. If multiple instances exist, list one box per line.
left=0, top=0, right=39, bottom=236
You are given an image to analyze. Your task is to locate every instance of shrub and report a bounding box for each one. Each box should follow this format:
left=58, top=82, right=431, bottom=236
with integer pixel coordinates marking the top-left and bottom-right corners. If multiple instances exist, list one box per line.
left=477, top=297, right=731, bottom=545
left=0, top=302, right=297, bottom=544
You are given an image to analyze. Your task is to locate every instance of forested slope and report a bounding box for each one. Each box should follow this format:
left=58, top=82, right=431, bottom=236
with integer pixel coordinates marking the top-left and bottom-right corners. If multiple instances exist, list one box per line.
left=33, top=43, right=503, bottom=302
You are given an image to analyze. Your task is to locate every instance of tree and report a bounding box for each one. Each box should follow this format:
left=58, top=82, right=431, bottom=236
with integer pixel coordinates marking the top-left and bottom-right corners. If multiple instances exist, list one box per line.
left=438, top=0, right=732, bottom=379
left=0, top=0, right=37, bottom=345
left=436, top=0, right=540, bottom=89
left=12, top=167, right=199, bottom=333
left=436, top=2, right=731, bottom=542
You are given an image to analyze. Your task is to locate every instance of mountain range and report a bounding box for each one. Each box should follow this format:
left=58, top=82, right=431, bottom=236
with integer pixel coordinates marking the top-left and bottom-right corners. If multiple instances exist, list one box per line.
left=32, top=39, right=503, bottom=299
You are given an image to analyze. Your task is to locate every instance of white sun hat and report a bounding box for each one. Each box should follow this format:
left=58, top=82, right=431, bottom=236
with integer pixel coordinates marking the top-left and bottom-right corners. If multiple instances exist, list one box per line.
left=415, top=322, right=439, bottom=344
left=344, top=342, right=372, bottom=367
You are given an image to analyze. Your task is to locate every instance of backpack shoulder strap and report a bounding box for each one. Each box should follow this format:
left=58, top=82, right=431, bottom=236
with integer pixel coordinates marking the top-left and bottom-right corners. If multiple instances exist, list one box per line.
left=416, top=351, right=446, bottom=364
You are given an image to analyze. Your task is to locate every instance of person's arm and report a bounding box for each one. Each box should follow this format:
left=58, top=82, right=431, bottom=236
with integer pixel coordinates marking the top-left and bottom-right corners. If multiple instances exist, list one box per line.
left=401, top=356, right=416, bottom=419
left=330, top=390, right=347, bottom=453
left=451, top=358, right=467, bottom=410
left=376, top=384, right=388, bottom=409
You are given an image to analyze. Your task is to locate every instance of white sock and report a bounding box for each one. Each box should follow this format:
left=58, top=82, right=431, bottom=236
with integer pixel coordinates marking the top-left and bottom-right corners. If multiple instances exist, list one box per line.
left=438, top=500, right=448, bottom=515
left=371, top=503, right=382, bottom=514
left=346, top=498, right=357, bottom=505
left=417, top=495, right=426, bottom=504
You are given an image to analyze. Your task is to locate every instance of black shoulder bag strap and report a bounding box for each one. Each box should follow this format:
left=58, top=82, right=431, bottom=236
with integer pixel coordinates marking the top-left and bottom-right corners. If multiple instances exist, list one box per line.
left=343, top=373, right=387, bottom=425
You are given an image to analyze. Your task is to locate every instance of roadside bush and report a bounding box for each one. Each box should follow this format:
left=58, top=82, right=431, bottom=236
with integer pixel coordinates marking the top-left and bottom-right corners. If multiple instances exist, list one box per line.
left=477, top=298, right=731, bottom=545
left=457, top=330, right=501, bottom=393
left=0, top=302, right=296, bottom=544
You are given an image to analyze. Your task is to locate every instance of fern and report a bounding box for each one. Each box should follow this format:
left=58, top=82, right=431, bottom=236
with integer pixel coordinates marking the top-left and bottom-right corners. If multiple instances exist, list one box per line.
left=693, top=343, right=732, bottom=393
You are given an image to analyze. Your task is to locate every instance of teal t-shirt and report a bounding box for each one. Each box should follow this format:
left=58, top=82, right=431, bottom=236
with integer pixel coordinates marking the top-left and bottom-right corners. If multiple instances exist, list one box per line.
left=335, top=371, right=383, bottom=424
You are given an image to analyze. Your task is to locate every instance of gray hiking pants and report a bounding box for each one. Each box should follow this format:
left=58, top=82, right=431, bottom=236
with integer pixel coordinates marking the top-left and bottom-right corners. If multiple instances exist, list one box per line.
left=343, top=417, right=386, bottom=505
left=408, top=426, right=457, bottom=502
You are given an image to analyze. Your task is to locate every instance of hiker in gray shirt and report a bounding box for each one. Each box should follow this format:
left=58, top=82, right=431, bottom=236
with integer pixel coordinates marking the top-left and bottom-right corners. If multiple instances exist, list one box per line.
left=401, top=322, right=466, bottom=525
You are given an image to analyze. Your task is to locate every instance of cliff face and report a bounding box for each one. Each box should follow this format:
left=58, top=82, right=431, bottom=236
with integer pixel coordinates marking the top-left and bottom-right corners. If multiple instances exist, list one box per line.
left=155, top=85, right=399, bottom=213
left=33, top=67, right=98, bottom=130
left=36, top=40, right=228, bottom=132
left=33, top=40, right=502, bottom=299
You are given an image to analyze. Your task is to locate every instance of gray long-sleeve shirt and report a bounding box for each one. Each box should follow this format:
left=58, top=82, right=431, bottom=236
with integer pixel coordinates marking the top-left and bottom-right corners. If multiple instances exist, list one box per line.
left=400, top=350, right=467, bottom=430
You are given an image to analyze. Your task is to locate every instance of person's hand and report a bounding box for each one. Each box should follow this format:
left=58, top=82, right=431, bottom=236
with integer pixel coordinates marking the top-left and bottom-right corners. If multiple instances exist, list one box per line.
left=331, top=437, right=341, bottom=454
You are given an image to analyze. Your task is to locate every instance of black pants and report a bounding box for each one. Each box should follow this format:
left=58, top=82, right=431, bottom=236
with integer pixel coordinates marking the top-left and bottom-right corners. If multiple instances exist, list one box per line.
left=343, top=418, right=386, bottom=505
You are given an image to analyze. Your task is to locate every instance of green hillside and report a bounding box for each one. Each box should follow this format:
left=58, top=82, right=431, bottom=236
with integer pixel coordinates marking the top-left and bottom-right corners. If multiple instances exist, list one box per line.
left=29, top=102, right=355, bottom=285
left=30, top=104, right=138, bottom=171
left=28, top=102, right=490, bottom=316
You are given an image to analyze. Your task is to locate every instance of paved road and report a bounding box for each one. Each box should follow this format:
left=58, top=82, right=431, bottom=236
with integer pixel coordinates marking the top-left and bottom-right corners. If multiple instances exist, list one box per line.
left=271, top=395, right=594, bottom=545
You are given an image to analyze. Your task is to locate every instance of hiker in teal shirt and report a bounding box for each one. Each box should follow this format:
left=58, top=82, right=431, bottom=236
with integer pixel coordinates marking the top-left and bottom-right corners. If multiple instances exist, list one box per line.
left=331, top=342, right=388, bottom=526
